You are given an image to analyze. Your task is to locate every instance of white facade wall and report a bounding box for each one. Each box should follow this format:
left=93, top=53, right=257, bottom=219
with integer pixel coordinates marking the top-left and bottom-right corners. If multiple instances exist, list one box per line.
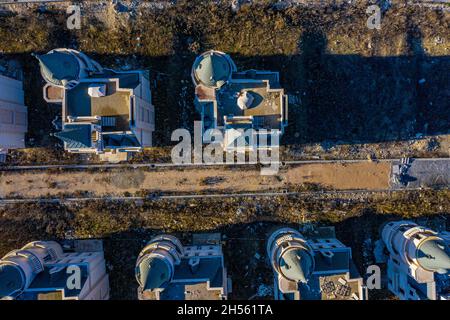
left=132, top=74, right=155, bottom=147
left=0, top=75, right=27, bottom=150
left=382, top=221, right=448, bottom=300
left=0, top=241, right=110, bottom=300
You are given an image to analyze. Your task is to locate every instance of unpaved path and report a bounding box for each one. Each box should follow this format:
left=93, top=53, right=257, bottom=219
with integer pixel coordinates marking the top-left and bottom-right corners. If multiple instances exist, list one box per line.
left=0, top=161, right=391, bottom=198
left=284, top=162, right=390, bottom=190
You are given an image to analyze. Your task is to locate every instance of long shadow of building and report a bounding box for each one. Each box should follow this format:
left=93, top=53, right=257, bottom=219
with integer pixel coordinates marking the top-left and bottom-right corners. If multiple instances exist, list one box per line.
left=265, top=26, right=449, bottom=145
left=4, top=22, right=449, bottom=149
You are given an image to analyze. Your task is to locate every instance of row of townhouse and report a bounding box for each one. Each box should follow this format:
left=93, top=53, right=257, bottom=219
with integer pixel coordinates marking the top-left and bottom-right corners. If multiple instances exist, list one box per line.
left=0, top=220, right=448, bottom=300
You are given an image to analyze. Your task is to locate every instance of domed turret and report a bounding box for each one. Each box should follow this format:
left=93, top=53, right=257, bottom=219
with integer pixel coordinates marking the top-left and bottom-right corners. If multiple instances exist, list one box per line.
left=279, top=248, right=314, bottom=283
left=135, top=235, right=184, bottom=292
left=0, top=264, right=24, bottom=299
left=0, top=241, right=63, bottom=299
left=33, top=48, right=103, bottom=88
left=416, top=238, right=450, bottom=274
left=137, top=256, right=172, bottom=291
left=192, top=50, right=236, bottom=88
left=35, top=50, right=80, bottom=87
left=381, top=220, right=450, bottom=300
left=267, top=228, right=315, bottom=284
left=382, top=220, right=450, bottom=274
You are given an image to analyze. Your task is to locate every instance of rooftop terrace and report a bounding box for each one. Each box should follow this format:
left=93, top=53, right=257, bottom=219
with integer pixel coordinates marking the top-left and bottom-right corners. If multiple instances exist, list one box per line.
left=217, top=81, right=284, bottom=129
left=66, top=81, right=131, bottom=132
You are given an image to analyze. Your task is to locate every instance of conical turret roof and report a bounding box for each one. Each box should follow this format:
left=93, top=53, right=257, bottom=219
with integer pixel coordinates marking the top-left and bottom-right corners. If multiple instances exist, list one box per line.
left=137, top=256, right=171, bottom=291
left=280, top=248, right=314, bottom=283
left=417, top=239, right=450, bottom=274
left=0, top=264, right=24, bottom=299
left=35, top=51, right=80, bottom=86
left=53, top=124, right=92, bottom=149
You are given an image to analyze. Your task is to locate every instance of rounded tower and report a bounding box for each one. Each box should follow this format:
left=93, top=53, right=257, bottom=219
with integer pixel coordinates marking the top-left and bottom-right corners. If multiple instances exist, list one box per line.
left=0, top=241, right=63, bottom=299
left=33, top=48, right=103, bottom=89
left=382, top=220, right=450, bottom=274
left=267, top=228, right=315, bottom=284
left=191, top=50, right=237, bottom=89
left=135, top=235, right=184, bottom=292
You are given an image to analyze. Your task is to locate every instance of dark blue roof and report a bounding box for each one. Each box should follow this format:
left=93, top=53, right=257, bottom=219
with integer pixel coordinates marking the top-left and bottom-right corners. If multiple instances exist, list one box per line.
left=0, top=264, right=24, bottom=298
left=103, top=133, right=139, bottom=148
left=313, top=249, right=351, bottom=273
left=18, top=265, right=89, bottom=299
left=36, top=51, right=80, bottom=86
left=173, top=256, right=223, bottom=287
left=158, top=256, right=224, bottom=300
left=53, top=124, right=92, bottom=149
left=65, top=83, right=93, bottom=117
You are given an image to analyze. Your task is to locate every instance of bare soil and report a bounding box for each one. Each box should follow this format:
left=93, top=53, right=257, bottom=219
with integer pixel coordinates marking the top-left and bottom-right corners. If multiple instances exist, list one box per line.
left=0, top=161, right=390, bottom=198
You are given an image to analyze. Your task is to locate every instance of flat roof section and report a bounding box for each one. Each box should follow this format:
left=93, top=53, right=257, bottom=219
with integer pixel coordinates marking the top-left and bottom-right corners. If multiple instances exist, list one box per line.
left=45, top=85, right=64, bottom=101
left=66, top=83, right=92, bottom=117
left=217, top=83, right=282, bottom=128
left=23, top=265, right=89, bottom=299
left=232, top=70, right=280, bottom=87
left=159, top=282, right=223, bottom=300
left=66, top=81, right=131, bottom=131
left=318, top=274, right=361, bottom=300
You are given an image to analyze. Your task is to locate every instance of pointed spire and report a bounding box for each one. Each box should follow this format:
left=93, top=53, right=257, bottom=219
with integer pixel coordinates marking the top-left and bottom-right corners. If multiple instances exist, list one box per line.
left=0, top=264, right=24, bottom=299
left=137, top=257, right=171, bottom=291
left=417, top=239, right=450, bottom=274
left=280, top=248, right=314, bottom=283
left=53, top=125, right=91, bottom=149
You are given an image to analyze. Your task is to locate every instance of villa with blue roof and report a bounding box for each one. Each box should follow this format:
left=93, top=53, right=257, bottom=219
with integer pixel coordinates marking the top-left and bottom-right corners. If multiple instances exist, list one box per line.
left=267, top=226, right=366, bottom=300
left=34, top=49, right=154, bottom=161
left=191, top=50, right=288, bottom=151
left=381, top=220, right=450, bottom=300
left=135, top=233, right=230, bottom=300
left=0, top=240, right=109, bottom=300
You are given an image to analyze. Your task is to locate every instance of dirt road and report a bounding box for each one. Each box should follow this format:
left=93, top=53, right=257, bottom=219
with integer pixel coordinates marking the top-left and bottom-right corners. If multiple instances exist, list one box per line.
left=0, top=161, right=391, bottom=198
